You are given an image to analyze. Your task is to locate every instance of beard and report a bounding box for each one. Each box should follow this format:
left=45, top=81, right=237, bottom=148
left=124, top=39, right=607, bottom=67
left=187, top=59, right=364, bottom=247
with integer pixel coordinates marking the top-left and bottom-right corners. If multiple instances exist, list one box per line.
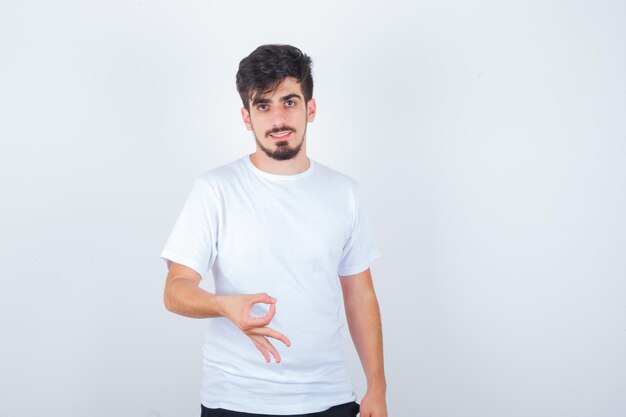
left=254, top=123, right=307, bottom=161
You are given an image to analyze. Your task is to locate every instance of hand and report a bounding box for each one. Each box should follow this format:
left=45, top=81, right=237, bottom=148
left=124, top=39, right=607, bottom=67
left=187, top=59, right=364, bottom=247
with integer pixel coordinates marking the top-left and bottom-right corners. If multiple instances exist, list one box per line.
left=359, top=387, right=388, bottom=417
left=220, top=293, right=291, bottom=363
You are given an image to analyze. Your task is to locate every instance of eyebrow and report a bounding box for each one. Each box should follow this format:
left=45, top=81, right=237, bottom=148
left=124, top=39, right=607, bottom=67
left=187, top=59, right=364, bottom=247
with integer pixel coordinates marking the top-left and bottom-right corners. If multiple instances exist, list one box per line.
left=252, top=93, right=302, bottom=106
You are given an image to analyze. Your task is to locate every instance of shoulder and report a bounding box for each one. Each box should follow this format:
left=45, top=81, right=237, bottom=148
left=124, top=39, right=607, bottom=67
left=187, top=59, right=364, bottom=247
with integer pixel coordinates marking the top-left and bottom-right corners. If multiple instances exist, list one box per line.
left=195, top=156, right=246, bottom=190
left=312, top=159, right=361, bottom=191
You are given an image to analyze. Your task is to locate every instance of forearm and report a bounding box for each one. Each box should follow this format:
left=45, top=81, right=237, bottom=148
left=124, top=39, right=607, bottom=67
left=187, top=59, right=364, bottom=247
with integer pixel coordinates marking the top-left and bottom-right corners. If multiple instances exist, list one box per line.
left=344, top=291, right=386, bottom=391
left=164, top=278, right=225, bottom=319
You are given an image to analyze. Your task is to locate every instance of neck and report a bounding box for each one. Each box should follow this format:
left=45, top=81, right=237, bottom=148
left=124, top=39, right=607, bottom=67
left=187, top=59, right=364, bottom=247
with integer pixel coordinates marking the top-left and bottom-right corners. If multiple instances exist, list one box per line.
left=249, top=148, right=310, bottom=176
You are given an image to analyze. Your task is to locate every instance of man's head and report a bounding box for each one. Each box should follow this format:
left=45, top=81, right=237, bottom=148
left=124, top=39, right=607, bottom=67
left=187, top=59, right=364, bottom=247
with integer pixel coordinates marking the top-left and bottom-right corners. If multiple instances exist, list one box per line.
left=236, top=44, right=314, bottom=112
left=236, top=44, right=316, bottom=161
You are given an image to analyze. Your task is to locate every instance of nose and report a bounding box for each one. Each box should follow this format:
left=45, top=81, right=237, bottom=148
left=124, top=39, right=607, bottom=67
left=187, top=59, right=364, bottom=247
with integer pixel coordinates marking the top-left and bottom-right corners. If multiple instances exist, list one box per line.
left=270, top=106, right=289, bottom=127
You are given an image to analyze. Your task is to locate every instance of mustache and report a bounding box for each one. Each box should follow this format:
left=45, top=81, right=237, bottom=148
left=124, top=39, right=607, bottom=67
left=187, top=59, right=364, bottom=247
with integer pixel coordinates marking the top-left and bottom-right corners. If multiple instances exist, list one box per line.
left=266, top=126, right=295, bottom=137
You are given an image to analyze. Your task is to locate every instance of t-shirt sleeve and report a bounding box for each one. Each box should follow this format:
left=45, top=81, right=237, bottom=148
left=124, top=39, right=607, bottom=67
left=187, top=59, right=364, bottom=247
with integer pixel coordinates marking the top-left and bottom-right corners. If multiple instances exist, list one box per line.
left=337, top=182, right=382, bottom=276
left=160, top=178, right=219, bottom=278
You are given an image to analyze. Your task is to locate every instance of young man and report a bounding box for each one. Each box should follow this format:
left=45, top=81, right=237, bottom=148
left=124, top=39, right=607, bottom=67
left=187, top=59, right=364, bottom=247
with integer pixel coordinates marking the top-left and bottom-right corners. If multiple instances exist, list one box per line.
left=160, top=44, right=387, bottom=417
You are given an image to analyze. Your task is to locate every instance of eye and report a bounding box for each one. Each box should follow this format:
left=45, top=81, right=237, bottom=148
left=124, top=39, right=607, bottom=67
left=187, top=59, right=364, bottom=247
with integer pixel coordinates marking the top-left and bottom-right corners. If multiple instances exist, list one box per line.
left=285, top=100, right=296, bottom=107
left=257, top=104, right=269, bottom=111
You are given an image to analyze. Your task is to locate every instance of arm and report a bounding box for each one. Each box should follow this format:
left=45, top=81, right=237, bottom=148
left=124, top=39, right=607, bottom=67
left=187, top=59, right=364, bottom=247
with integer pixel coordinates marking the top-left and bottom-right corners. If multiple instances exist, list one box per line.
left=163, top=261, right=291, bottom=362
left=163, top=261, right=225, bottom=318
left=340, top=267, right=388, bottom=417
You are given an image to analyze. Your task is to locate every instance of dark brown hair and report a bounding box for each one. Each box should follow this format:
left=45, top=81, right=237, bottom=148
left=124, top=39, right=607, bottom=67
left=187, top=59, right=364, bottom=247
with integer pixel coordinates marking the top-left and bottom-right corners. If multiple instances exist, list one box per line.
left=236, top=44, right=314, bottom=111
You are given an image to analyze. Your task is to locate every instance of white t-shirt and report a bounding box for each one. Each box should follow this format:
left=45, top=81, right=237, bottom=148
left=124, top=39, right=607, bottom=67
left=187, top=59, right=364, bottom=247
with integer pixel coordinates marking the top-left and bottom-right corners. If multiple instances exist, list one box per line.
left=160, top=154, right=382, bottom=415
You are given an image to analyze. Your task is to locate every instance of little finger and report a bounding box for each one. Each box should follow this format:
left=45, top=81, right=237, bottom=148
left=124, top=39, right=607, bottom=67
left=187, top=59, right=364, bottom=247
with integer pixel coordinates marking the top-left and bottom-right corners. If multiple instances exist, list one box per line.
left=255, top=335, right=282, bottom=363
left=249, top=335, right=271, bottom=363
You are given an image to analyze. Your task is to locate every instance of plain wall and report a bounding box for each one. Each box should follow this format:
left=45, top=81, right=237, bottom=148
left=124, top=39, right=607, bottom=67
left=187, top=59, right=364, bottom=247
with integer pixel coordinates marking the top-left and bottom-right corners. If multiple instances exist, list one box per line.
left=1, top=1, right=625, bottom=416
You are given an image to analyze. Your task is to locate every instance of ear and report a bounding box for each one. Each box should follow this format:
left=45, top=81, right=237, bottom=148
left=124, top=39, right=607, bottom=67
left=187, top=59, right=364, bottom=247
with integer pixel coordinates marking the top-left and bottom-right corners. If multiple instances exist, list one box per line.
left=241, top=107, right=252, bottom=131
left=306, top=98, right=317, bottom=123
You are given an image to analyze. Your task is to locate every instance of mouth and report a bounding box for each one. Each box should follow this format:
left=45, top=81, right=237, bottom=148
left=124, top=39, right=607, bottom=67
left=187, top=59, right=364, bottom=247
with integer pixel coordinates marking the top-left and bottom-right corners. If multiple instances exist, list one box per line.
left=269, top=131, right=292, bottom=140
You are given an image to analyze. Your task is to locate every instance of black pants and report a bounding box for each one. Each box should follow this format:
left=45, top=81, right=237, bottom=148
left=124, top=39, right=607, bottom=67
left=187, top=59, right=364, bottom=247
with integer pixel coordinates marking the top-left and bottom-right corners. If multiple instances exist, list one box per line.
left=201, top=401, right=360, bottom=417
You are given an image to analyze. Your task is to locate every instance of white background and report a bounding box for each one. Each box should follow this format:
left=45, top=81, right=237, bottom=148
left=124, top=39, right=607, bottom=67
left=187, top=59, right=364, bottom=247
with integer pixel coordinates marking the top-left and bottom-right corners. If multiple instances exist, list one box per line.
left=1, top=1, right=625, bottom=416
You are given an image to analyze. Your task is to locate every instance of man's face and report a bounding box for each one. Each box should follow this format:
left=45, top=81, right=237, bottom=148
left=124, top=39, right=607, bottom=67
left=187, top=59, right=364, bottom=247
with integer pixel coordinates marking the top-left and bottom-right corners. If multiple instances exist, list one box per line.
left=241, top=77, right=316, bottom=161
